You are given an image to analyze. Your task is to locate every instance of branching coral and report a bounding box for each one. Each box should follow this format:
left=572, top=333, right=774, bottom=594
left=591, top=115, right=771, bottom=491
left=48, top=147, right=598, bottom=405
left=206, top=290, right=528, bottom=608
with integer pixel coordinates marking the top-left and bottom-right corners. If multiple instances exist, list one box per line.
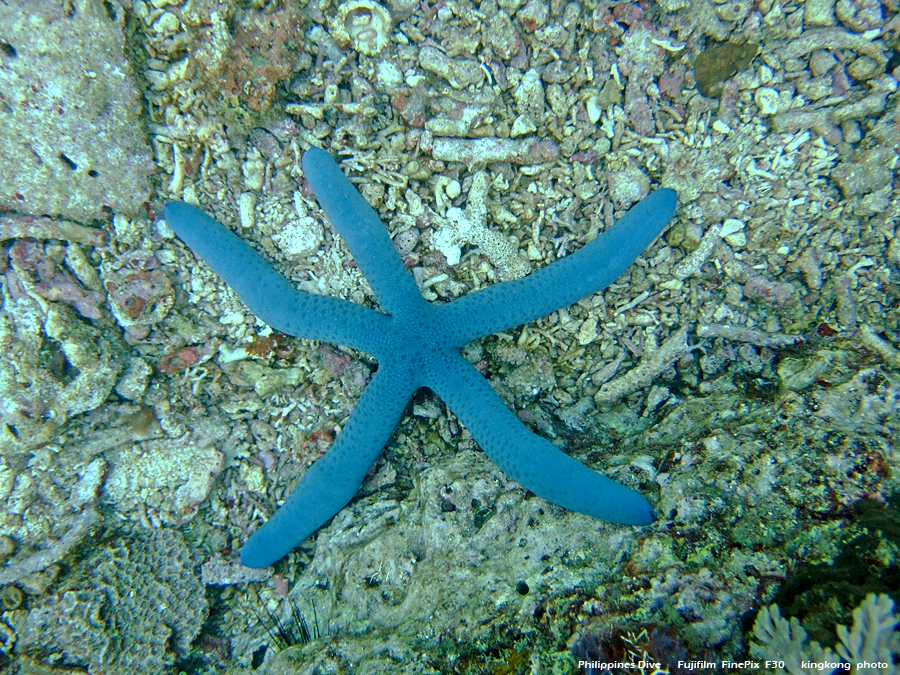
left=751, top=593, right=900, bottom=675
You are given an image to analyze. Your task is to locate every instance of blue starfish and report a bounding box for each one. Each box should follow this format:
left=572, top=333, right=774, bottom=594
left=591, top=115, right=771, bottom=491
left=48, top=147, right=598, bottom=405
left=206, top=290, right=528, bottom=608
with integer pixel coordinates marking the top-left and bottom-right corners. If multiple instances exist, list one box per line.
left=165, top=147, right=677, bottom=568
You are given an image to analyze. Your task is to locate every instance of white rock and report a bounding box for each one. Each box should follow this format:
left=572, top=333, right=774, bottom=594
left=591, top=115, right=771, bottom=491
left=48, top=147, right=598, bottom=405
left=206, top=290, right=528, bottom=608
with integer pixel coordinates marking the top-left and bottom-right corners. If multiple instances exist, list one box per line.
left=510, top=114, right=537, bottom=137
left=723, top=231, right=746, bottom=247
left=375, top=60, right=403, bottom=92
left=432, top=225, right=462, bottom=265
left=445, top=179, right=461, bottom=200
left=754, top=87, right=782, bottom=116
left=720, top=218, right=745, bottom=237
left=239, top=192, right=256, bottom=229
left=241, top=150, right=265, bottom=191
left=273, top=215, right=323, bottom=258
left=586, top=95, right=602, bottom=124
left=577, top=317, right=598, bottom=345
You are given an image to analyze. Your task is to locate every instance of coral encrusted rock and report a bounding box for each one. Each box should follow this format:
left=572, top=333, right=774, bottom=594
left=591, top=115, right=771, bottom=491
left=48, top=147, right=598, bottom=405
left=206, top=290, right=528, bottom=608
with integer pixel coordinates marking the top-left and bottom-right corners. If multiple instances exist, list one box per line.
left=0, top=0, right=153, bottom=221
left=17, top=529, right=207, bottom=674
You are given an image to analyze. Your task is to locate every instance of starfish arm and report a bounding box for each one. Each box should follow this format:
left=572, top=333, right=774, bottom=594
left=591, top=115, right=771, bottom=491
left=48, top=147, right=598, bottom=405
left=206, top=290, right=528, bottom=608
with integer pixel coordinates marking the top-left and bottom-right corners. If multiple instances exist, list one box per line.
left=165, top=201, right=392, bottom=356
left=240, top=360, right=417, bottom=568
left=436, top=188, right=677, bottom=345
left=428, top=352, right=655, bottom=526
left=302, top=147, right=426, bottom=319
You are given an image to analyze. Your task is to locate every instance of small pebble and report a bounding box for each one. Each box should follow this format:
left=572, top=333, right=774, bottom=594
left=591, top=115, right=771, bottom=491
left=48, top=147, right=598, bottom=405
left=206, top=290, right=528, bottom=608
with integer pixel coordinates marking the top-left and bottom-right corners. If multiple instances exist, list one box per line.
left=586, top=95, right=602, bottom=124
left=754, top=87, right=781, bottom=116
left=0, top=535, right=15, bottom=561
left=1, top=585, right=22, bottom=610
left=805, top=0, right=837, bottom=25
left=847, top=56, right=879, bottom=80
left=721, top=219, right=746, bottom=247
left=445, top=179, right=461, bottom=200
left=694, top=42, right=759, bottom=97
left=809, top=49, right=837, bottom=76
left=720, top=218, right=745, bottom=238
left=239, top=192, right=257, bottom=229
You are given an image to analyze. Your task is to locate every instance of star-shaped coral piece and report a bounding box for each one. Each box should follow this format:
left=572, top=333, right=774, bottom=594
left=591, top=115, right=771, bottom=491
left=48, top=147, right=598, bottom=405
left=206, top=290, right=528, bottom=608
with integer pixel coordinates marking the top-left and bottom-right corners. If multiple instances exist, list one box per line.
left=165, top=147, right=677, bottom=568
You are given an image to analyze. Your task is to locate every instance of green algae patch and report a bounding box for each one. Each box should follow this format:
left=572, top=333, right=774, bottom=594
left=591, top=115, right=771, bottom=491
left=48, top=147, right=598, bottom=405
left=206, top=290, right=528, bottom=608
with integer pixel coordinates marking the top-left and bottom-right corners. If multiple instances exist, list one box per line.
left=694, top=41, right=759, bottom=97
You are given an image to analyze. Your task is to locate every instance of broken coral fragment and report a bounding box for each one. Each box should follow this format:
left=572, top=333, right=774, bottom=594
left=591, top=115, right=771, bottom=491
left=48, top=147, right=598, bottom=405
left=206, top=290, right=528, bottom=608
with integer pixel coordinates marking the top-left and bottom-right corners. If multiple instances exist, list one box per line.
left=0, top=301, right=122, bottom=455
left=332, top=0, right=392, bottom=56
left=102, top=250, right=175, bottom=343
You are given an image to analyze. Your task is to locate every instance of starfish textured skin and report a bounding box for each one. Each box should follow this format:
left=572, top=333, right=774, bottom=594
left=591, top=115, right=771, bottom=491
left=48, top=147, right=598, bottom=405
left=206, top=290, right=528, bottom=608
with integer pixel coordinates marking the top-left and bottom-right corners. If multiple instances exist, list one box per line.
left=164, top=147, right=678, bottom=568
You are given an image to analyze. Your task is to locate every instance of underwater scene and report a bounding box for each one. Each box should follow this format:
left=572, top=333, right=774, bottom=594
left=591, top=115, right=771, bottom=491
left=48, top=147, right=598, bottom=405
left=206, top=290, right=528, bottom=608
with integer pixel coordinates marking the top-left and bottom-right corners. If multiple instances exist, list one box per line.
left=0, top=0, right=899, bottom=673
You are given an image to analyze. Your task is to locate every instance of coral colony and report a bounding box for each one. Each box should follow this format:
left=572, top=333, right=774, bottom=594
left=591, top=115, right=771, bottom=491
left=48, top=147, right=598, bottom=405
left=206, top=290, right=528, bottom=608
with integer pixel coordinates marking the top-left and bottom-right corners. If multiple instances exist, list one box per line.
left=165, top=147, right=677, bottom=568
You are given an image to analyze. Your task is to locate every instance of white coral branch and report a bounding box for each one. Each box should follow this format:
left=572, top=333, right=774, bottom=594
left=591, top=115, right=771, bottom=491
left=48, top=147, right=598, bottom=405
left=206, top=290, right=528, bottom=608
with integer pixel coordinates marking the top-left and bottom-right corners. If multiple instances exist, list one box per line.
left=836, top=593, right=900, bottom=671
left=751, top=594, right=899, bottom=675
